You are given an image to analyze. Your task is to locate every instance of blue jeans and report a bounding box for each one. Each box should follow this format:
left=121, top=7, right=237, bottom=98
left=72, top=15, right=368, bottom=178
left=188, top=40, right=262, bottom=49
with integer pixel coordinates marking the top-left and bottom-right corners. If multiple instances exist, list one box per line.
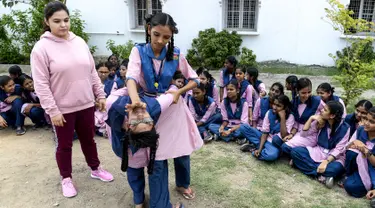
left=208, top=123, right=243, bottom=142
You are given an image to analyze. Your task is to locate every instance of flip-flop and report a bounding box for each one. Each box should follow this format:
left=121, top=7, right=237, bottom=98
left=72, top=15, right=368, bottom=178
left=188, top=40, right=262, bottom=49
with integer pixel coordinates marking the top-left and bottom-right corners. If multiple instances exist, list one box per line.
left=176, top=187, right=195, bottom=200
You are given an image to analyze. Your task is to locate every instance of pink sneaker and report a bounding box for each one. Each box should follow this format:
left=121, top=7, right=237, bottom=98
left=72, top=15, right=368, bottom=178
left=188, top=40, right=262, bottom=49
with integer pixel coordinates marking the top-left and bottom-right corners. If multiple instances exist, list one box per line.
left=61, top=178, right=77, bottom=198
left=90, top=167, right=114, bottom=182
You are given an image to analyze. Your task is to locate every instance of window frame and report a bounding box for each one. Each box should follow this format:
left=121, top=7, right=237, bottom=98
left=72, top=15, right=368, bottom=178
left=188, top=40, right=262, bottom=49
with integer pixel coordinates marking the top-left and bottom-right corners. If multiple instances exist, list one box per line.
left=134, top=0, right=163, bottom=29
left=223, top=0, right=260, bottom=32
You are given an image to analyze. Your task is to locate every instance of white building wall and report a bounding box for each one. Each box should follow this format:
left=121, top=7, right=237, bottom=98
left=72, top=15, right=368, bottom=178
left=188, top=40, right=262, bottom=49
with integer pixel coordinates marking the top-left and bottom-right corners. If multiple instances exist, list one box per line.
left=1, top=0, right=374, bottom=66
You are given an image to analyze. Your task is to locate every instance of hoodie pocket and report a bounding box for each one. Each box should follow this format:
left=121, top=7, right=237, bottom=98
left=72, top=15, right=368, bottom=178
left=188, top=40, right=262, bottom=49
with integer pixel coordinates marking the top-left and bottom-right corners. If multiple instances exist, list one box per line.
left=58, top=79, right=94, bottom=108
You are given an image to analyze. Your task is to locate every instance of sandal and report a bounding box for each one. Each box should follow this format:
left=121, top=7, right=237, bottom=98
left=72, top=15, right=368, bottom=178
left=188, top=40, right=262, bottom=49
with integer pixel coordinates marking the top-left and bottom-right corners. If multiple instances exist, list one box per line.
left=176, top=187, right=195, bottom=200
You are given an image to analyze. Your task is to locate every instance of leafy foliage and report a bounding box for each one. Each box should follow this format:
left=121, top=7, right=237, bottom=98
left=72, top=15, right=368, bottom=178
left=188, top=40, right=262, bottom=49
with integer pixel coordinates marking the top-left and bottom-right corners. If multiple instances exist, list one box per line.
left=0, top=0, right=93, bottom=64
left=106, top=39, right=134, bottom=60
left=186, top=28, right=243, bottom=69
left=325, top=0, right=375, bottom=105
left=239, top=47, right=257, bottom=67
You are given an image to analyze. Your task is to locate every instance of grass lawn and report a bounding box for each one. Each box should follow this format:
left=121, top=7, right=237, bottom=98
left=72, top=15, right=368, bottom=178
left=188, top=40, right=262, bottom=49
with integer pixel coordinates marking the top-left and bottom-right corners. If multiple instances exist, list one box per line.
left=183, top=142, right=369, bottom=208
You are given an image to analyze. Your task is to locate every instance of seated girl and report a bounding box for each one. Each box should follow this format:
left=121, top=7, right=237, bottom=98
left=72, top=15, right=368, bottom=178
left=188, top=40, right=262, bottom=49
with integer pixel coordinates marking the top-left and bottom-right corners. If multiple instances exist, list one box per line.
left=279, top=78, right=325, bottom=155
left=219, top=56, right=237, bottom=102
left=240, top=95, right=295, bottom=161
left=95, top=62, right=114, bottom=137
left=188, top=83, right=221, bottom=143
left=173, top=71, right=191, bottom=104
left=316, top=82, right=347, bottom=117
left=0, top=75, right=26, bottom=135
left=208, top=79, right=248, bottom=143
left=344, top=107, right=375, bottom=199
left=19, top=74, right=49, bottom=128
left=196, top=67, right=219, bottom=107
left=291, top=101, right=349, bottom=188
left=345, top=100, right=373, bottom=137
left=252, top=82, right=284, bottom=130
left=97, top=62, right=115, bottom=97
left=235, top=66, right=254, bottom=124
left=113, top=59, right=128, bottom=91
left=246, top=67, right=266, bottom=102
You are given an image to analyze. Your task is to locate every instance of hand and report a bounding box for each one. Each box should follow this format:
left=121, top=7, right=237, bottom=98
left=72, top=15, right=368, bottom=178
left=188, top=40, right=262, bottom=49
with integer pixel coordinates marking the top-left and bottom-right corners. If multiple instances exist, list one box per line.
left=51, top=114, right=66, bottom=127
left=166, top=89, right=181, bottom=104
left=366, top=190, right=375, bottom=200
left=278, top=110, right=286, bottom=119
left=254, top=149, right=260, bottom=157
left=219, top=126, right=225, bottom=133
left=23, top=104, right=34, bottom=115
left=221, top=130, right=231, bottom=137
left=97, top=98, right=106, bottom=112
left=260, top=91, right=267, bottom=98
left=352, top=140, right=366, bottom=150
left=317, top=160, right=328, bottom=173
left=196, top=121, right=204, bottom=126
left=359, top=146, right=370, bottom=157
left=125, top=101, right=147, bottom=112
left=0, top=115, right=7, bottom=128
left=4, top=95, right=20, bottom=104
left=283, top=134, right=293, bottom=142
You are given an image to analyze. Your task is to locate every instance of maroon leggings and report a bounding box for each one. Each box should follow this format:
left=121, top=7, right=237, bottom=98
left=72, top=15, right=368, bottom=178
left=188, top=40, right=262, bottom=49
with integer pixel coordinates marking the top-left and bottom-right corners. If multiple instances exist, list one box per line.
left=54, top=107, right=100, bottom=178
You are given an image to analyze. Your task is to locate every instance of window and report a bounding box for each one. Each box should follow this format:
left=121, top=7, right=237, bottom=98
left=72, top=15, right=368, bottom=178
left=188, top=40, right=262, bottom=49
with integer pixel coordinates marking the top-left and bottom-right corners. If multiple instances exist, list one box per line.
left=135, top=0, right=162, bottom=28
left=348, top=0, right=375, bottom=34
left=224, top=0, right=259, bottom=31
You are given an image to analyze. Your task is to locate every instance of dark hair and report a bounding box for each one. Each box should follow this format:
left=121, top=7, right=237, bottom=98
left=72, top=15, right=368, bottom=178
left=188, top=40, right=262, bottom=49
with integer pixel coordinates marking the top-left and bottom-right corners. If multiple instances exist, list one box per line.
left=270, top=82, right=285, bottom=95
left=18, top=74, right=33, bottom=86
left=296, top=77, right=312, bottom=91
left=108, top=54, right=118, bottom=62
left=326, top=100, right=344, bottom=136
left=96, top=62, right=111, bottom=71
left=196, top=83, right=207, bottom=92
left=173, top=71, right=185, bottom=80
left=355, top=99, right=373, bottom=111
left=274, top=94, right=292, bottom=119
left=286, top=75, right=298, bottom=88
left=236, top=65, right=247, bottom=74
left=226, top=79, right=240, bottom=102
left=368, top=107, right=375, bottom=120
left=246, top=67, right=259, bottom=83
left=317, top=83, right=335, bottom=100
left=121, top=59, right=129, bottom=67
left=145, top=13, right=178, bottom=62
left=0, top=75, right=12, bottom=87
left=197, top=67, right=214, bottom=82
left=43, top=1, right=69, bottom=32
left=226, top=56, right=238, bottom=67
left=8, top=65, right=23, bottom=76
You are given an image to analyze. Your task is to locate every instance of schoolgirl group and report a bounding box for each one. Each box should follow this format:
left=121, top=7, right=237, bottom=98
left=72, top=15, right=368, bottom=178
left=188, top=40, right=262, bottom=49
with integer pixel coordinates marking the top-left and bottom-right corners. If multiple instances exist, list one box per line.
left=3, top=1, right=375, bottom=207
left=180, top=55, right=375, bottom=207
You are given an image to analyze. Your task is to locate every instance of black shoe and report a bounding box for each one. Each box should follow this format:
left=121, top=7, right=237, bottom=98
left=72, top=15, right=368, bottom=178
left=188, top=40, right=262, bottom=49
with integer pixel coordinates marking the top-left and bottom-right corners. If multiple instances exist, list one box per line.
left=371, top=198, right=375, bottom=208
left=237, top=138, right=247, bottom=145
left=240, top=143, right=256, bottom=152
left=203, top=132, right=213, bottom=143
left=16, top=127, right=26, bottom=136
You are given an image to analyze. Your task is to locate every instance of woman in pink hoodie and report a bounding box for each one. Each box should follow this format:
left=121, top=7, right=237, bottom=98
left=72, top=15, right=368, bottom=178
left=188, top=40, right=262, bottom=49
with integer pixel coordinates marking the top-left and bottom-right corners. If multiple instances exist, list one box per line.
left=30, top=1, right=113, bottom=198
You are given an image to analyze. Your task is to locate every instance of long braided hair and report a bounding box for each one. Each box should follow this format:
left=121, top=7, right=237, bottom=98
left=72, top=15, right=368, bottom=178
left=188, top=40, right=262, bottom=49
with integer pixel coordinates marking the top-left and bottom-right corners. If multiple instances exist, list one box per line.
left=144, top=13, right=179, bottom=61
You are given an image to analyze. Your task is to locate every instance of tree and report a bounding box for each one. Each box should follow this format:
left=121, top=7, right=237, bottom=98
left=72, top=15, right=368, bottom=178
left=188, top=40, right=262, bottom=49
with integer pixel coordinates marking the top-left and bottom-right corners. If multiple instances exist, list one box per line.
left=0, top=0, right=94, bottom=64
left=324, top=0, right=375, bottom=105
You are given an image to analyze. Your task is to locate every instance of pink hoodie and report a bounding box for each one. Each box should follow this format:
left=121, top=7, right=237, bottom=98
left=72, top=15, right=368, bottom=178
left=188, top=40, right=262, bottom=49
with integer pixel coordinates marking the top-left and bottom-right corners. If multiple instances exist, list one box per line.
left=30, top=32, right=105, bottom=117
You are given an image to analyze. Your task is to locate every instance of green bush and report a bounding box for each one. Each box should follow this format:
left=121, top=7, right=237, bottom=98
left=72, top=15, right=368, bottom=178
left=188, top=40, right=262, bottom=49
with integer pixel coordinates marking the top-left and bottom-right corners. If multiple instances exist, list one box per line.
left=239, top=47, right=257, bottom=67
left=325, top=0, right=375, bottom=105
left=0, top=0, right=93, bottom=64
left=106, top=39, right=134, bottom=60
left=186, top=28, right=242, bottom=69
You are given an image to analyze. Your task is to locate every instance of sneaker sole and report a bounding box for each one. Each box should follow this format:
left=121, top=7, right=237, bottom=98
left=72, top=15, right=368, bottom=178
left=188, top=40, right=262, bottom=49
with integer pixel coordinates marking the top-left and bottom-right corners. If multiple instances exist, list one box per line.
left=63, top=192, right=77, bottom=198
left=90, top=174, right=114, bottom=182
